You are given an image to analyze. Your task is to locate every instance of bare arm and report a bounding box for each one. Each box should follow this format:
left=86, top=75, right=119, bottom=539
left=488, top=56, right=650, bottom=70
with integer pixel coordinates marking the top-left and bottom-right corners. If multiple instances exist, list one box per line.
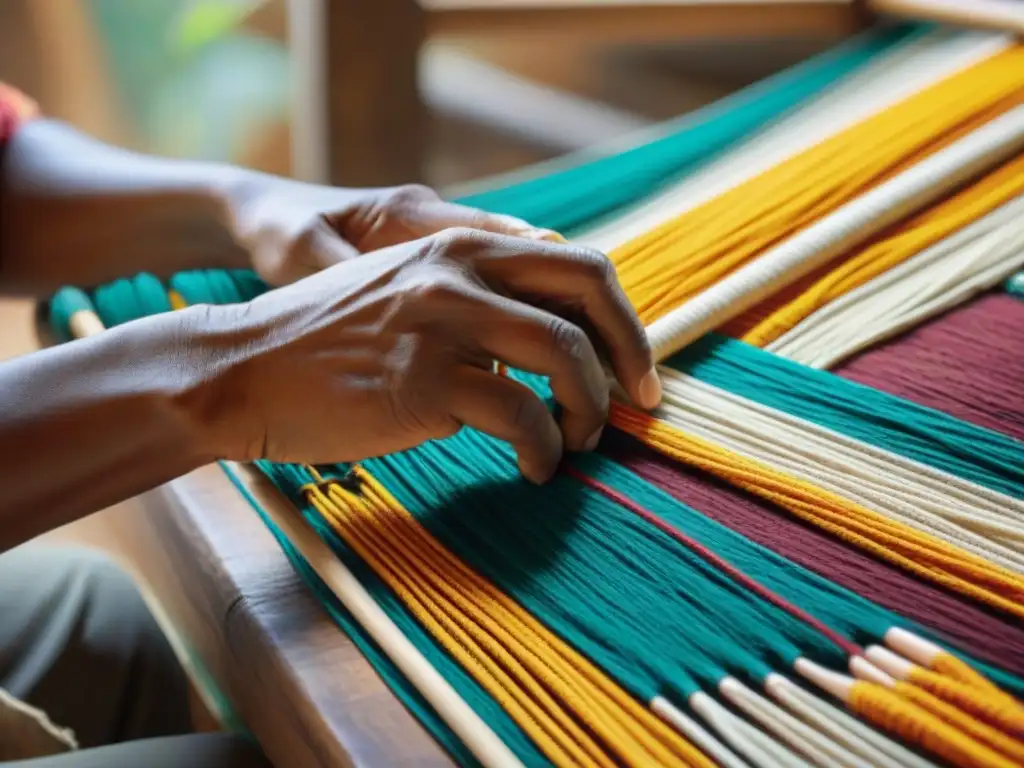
left=0, top=307, right=218, bottom=551
left=0, top=119, right=254, bottom=296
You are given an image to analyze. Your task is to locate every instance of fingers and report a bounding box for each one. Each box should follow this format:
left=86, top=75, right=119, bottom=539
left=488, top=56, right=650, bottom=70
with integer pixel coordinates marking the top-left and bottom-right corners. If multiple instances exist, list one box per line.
left=354, top=185, right=561, bottom=251
left=469, top=293, right=609, bottom=454
left=442, top=229, right=660, bottom=410
left=420, top=198, right=560, bottom=243
left=447, top=365, right=562, bottom=484
left=399, top=276, right=609, bottom=453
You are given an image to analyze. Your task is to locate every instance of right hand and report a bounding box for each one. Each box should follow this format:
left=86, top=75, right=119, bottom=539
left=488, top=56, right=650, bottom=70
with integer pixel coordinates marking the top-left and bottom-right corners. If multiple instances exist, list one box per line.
left=193, top=227, right=661, bottom=483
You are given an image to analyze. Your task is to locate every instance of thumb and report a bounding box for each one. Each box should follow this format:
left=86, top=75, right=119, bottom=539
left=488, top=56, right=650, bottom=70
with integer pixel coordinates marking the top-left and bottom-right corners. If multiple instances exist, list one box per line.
left=257, top=222, right=361, bottom=286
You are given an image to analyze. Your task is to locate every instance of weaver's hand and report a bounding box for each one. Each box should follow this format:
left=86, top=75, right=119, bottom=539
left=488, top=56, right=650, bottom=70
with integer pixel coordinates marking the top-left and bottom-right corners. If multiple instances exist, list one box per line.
left=234, top=181, right=562, bottom=286
left=194, top=228, right=661, bottom=483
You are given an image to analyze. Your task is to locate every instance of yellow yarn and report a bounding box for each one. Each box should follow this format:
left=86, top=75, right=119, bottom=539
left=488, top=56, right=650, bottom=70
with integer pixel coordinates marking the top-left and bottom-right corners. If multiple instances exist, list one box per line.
left=933, top=652, right=1007, bottom=696
left=906, top=666, right=1024, bottom=741
left=167, top=291, right=188, bottom=310
left=608, top=47, right=1024, bottom=326
left=300, top=467, right=715, bottom=768
left=892, top=680, right=1024, bottom=764
left=741, top=151, right=1024, bottom=347
left=609, top=403, right=1024, bottom=619
left=850, top=681, right=1018, bottom=768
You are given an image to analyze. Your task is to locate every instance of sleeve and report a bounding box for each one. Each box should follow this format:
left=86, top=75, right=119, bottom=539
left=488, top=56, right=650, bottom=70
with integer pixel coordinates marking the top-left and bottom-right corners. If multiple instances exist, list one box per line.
left=0, top=82, right=39, bottom=147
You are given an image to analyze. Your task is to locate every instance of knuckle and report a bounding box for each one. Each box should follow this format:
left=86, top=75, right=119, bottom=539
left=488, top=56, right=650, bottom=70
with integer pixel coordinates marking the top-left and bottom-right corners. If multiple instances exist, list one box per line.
left=389, top=183, right=439, bottom=205
left=575, top=247, right=616, bottom=285
left=547, top=318, right=589, bottom=362
left=431, top=226, right=495, bottom=259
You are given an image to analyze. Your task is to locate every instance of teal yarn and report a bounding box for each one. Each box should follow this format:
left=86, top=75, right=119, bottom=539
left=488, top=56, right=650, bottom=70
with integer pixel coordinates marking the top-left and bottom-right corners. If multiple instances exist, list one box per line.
left=667, top=334, right=1024, bottom=499
left=91, top=272, right=172, bottom=328
left=1006, top=270, right=1024, bottom=299
left=47, top=287, right=95, bottom=342
left=344, top=369, right=1024, bottom=697
left=170, top=269, right=267, bottom=306
left=455, top=25, right=921, bottom=234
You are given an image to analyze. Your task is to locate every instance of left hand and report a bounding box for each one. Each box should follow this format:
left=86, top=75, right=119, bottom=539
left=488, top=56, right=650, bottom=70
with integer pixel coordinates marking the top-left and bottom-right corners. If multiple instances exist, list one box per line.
left=230, top=179, right=561, bottom=286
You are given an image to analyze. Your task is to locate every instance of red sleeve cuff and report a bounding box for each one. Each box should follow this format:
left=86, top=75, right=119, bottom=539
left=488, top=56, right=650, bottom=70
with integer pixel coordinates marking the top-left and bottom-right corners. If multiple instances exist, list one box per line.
left=0, top=83, right=39, bottom=145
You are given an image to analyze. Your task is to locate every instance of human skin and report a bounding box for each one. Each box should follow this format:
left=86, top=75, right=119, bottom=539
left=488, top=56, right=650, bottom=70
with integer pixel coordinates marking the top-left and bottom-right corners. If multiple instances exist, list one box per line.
left=0, top=120, right=659, bottom=552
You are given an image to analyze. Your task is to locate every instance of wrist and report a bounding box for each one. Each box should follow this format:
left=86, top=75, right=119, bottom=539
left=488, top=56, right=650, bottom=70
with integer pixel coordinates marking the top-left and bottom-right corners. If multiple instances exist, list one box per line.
left=161, top=301, right=273, bottom=462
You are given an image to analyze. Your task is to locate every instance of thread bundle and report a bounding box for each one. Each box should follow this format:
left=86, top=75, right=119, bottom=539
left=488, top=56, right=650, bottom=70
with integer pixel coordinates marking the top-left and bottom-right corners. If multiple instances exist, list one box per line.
left=43, top=24, right=1024, bottom=768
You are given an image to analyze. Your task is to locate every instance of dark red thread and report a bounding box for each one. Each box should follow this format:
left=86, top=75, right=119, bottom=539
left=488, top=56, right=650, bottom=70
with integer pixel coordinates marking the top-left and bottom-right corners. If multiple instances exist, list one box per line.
left=562, top=464, right=864, bottom=658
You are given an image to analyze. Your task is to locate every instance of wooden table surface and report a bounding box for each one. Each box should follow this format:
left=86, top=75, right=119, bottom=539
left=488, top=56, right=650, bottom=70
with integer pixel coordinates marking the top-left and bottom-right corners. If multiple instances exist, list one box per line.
left=129, top=464, right=454, bottom=768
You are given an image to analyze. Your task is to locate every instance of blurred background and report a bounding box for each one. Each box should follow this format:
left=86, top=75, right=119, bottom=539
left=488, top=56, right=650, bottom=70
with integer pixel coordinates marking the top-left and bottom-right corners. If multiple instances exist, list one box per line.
left=0, top=0, right=860, bottom=356
left=0, top=0, right=854, bottom=187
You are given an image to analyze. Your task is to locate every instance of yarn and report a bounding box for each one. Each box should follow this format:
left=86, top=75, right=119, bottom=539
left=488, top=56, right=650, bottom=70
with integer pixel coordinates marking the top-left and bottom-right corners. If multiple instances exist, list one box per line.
left=577, top=25, right=1006, bottom=254
left=608, top=432, right=1024, bottom=678
left=609, top=47, right=1024, bottom=326
left=302, top=467, right=717, bottom=768
left=1006, top=271, right=1024, bottom=298
left=667, top=334, right=1024, bottom=498
left=740, top=153, right=1024, bottom=348
left=836, top=293, right=1024, bottom=442
left=612, top=403, right=1024, bottom=620
left=650, top=367, right=1024, bottom=571
left=764, top=195, right=1024, bottom=369
left=848, top=683, right=1017, bottom=768
left=45, top=287, right=93, bottom=343
left=453, top=25, right=917, bottom=234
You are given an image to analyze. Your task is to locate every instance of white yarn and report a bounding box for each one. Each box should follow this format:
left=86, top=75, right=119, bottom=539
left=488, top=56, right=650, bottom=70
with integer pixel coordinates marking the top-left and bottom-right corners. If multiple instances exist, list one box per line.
left=576, top=28, right=1012, bottom=253
left=767, top=194, right=1024, bottom=368
left=645, top=106, right=1024, bottom=362
left=764, top=674, right=938, bottom=768
left=719, top=677, right=870, bottom=768
left=690, top=691, right=814, bottom=768
left=651, top=695, right=752, bottom=768
left=653, top=369, right=1024, bottom=571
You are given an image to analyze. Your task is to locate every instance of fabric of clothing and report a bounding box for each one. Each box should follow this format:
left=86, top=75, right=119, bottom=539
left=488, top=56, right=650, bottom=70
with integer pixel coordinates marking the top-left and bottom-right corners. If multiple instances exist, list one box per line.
left=0, top=545, right=269, bottom=767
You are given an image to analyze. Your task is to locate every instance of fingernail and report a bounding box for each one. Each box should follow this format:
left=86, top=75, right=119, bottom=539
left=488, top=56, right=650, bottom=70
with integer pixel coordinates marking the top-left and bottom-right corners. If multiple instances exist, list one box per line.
left=638, top=368, right=662, bottom=410
left=583, top=427, right=603, bottom=452
left=537, top=230, right=568, bottom=244
left=515, top=226, right=565, bottom=243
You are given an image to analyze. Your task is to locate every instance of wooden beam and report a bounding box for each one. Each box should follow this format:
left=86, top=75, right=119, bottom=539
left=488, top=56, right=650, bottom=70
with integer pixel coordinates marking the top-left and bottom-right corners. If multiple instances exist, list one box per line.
left=324, top=0, right=427, bottom=186
left=423, top=1, right=863, bottom=44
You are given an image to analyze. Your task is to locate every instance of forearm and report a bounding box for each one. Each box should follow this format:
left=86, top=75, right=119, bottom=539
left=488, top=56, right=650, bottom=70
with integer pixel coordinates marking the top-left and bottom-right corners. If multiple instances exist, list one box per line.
left=0, top=307, right=218, bottom=551
left=0, top=119, right=261, bottom=296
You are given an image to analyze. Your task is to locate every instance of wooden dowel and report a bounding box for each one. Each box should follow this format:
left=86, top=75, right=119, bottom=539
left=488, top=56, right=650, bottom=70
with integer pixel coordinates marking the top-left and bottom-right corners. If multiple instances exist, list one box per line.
left=645, top=105, right=1024, bottom=361
left=224, top=462, right=525, bottom=768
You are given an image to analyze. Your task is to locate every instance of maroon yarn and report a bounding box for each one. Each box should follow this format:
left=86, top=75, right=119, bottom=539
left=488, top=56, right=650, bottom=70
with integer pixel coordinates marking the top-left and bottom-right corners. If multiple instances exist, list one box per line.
left=606, top=433, right=1024, bottom=676
left=836, top=293, right=1024, bottom=441
left=608, top=291, right=1024, bottom=671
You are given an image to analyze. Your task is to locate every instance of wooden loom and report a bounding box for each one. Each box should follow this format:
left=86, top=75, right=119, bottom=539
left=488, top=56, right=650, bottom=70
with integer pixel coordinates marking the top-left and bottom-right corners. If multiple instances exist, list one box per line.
left=43, top=13, right=1024, bottom=768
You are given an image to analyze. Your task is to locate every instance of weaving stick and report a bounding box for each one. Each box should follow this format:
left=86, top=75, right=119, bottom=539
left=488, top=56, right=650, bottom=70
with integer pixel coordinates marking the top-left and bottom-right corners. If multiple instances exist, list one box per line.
left=645, top=105, right=1024, bottom=362
left=61, top=308, right=526, bottom=768
left=870, top=0, right=1024, bottom=34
